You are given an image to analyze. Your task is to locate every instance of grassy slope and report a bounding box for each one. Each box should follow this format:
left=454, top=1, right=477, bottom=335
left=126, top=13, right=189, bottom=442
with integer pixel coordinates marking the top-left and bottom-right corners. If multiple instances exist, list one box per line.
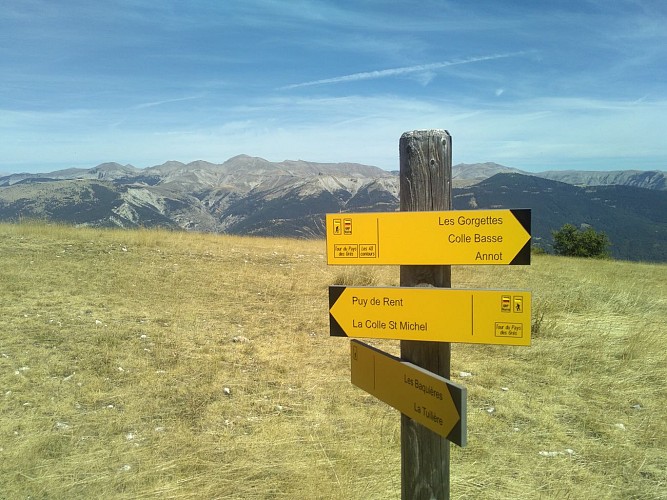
left=0, top=223, right=665, bottom=499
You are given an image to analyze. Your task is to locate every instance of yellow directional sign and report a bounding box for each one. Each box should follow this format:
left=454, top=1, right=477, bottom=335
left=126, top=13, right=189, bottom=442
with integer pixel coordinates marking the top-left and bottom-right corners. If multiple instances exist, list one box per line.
left=330, top=286, right=531, bottom=346
left=326, top=209, right=531, bottom=265
left=351, top=340, right=467, bottom=446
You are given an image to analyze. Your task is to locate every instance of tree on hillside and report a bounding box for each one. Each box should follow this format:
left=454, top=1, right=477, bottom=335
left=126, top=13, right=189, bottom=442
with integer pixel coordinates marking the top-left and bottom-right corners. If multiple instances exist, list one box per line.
left=552, top=223, right=611, bottom=258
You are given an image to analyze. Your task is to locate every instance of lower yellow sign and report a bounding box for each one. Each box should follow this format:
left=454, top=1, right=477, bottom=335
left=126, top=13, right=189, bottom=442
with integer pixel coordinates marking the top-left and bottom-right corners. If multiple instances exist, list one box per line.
left=351, top=340, right=467, bottom=446
left=330, top=286, right=531, bottom=346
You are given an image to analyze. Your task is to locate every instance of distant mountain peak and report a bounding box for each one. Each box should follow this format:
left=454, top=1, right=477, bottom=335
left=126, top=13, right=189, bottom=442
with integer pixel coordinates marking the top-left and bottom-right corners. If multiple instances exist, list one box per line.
left=90, top=162, right=137, bottom=173
left=1, top=156, right=664, bottom=261
left=535, top=169, right=665, bottom=190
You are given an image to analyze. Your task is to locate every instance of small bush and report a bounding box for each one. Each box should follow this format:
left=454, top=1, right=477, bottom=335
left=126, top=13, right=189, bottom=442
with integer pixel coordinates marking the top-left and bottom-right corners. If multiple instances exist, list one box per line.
left=552, top=223, right=611, bottom=258
left=531, top=244, right=547, bottom=255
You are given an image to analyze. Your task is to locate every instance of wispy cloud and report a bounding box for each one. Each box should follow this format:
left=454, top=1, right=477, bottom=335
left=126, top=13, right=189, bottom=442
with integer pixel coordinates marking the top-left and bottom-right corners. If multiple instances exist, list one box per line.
left=280, top=52, right=530, bottom=90
left=133, top=95, right=203, bottom=110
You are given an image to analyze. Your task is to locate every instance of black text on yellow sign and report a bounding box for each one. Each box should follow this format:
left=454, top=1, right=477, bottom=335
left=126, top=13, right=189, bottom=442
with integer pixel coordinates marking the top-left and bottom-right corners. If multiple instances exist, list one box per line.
left=350, top=340, right=467, bottom=446
left=326, top=208, right=531, bottom=265
left=330, top=286, right=531, bottom=346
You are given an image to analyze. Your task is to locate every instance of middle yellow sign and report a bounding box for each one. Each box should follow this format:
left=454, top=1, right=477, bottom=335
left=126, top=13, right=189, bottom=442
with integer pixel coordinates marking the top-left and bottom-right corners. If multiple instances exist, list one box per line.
left=330, top=286, right=531, bottom=346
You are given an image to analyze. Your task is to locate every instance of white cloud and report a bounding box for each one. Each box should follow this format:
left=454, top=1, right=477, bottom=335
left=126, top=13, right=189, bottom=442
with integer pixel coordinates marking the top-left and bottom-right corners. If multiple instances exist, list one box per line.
left=280, top=52, right=531, bottom=89
left=2, top=91, right=666, bottom=173
left=133, top=95, right=203, bottom=110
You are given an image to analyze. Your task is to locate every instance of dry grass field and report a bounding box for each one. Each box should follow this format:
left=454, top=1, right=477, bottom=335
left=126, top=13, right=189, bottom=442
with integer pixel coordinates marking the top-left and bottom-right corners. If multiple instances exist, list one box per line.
left=1, top=222, right=665, bottom=499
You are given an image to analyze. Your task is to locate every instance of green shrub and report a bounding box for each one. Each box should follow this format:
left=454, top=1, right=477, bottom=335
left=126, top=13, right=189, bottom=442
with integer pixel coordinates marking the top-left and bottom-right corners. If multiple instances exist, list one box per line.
left=552, top=223, right=611, bottom=258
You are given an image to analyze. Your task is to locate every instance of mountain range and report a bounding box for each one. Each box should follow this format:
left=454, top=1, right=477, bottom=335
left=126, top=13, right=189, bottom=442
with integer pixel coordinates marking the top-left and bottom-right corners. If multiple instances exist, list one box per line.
left=1, top=155, right=665, bottom=261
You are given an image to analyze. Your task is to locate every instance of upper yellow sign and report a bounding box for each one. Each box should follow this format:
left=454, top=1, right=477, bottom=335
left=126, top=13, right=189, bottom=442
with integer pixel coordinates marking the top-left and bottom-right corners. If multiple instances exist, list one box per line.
left=326, top=209, right=531, bottom=265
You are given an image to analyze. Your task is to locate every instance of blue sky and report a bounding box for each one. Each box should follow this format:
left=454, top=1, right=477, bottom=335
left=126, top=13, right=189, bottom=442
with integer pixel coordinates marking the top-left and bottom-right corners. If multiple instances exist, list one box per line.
left=1, top=0, right=666, bottom=173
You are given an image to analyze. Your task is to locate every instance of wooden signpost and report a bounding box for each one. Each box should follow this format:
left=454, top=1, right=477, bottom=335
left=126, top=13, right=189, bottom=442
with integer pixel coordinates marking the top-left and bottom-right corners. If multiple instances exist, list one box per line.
left=325, top=130, right=532, bottom=499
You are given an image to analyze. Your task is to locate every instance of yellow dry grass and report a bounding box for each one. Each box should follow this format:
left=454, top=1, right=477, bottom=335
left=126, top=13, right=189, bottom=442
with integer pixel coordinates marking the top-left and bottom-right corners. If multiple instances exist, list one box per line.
left=0, top=222, right=665, bottom=499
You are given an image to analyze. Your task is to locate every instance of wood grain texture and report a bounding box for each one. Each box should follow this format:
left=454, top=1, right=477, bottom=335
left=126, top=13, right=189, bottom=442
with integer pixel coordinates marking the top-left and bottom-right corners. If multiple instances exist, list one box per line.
left=399, top=129, right=453, bottom=500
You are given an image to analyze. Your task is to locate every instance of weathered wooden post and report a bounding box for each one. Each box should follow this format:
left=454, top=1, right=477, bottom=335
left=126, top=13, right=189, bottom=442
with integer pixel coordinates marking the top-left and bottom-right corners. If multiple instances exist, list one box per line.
left=399, top=129, right=452, bottom=500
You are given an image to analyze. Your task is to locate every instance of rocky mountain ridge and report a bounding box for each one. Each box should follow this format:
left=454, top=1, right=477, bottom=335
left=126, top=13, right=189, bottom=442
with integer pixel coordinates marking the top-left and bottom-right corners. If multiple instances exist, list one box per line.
left=0, top=155, right=400, bottom=236
left=1, top=155, right=665, bottom=261
left=535, top=169, right=665, bottom=190
left=2, top=156, right=664, bottom=191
